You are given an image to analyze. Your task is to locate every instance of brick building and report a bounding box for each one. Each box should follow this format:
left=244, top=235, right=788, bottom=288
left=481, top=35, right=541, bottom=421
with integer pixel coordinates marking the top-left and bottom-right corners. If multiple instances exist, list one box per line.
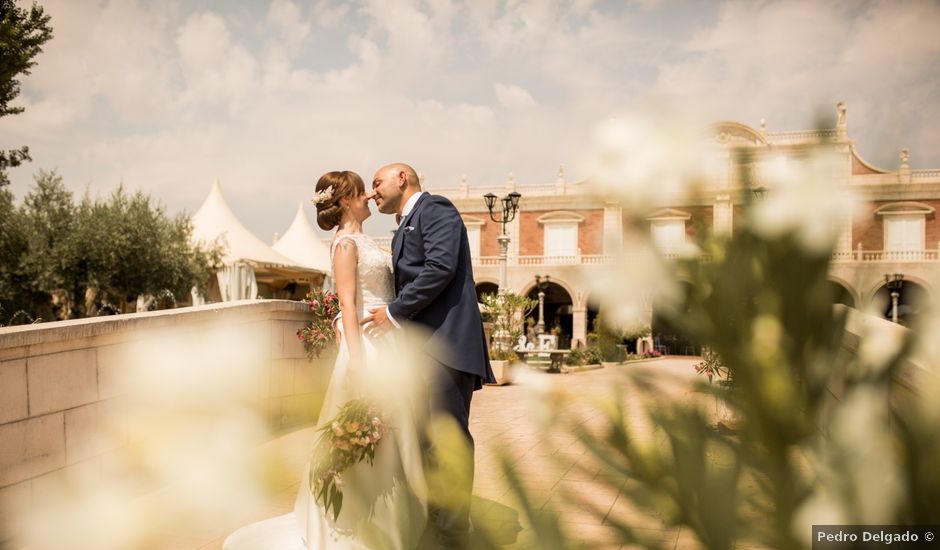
left=431, top=104, right=939, bottom=349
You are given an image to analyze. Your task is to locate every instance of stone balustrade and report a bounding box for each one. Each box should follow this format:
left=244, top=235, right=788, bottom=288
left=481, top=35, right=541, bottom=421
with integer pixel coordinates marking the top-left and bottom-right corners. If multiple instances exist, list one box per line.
left=0, top=300, right=328, bottom=541
left=476, top=249, right=940, bottom=267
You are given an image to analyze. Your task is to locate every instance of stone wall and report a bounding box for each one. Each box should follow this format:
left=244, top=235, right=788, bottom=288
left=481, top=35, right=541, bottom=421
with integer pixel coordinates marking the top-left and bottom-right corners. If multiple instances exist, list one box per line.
left=0, top=300, right=329, bottom=540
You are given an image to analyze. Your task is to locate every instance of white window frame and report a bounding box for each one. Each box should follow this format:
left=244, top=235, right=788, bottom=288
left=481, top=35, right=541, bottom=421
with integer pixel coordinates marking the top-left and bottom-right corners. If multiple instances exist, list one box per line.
left=713, top=195, right=733, bottom=235
left=876, top=202, right=934, bottom=257
left=538, top=211, right=585, bottom=263
left=647, top=208, right=692, bottom=253
left=462, top=216, right=485, bottom=259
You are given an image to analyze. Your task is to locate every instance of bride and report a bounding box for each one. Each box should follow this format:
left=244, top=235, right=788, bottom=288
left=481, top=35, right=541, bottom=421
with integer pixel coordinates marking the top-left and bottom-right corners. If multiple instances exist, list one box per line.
left=224, top=171, right=428, bottom=550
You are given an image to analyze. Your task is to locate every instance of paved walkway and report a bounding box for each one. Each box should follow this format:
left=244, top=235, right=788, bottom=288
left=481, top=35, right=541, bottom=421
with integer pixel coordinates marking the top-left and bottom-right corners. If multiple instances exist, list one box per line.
left=189, top=357, right=703, bottom=550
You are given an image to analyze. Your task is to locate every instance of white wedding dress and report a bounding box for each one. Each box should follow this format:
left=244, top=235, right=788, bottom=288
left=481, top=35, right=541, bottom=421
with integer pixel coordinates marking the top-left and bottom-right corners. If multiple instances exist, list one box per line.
left=224, top=233, right=428, bottom=550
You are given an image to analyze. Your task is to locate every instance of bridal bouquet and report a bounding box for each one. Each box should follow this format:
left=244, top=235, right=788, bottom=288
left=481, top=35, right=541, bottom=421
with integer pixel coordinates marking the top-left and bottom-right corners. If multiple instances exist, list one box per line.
left=310, top=397, right=389, bottom=521
left=296, top=290, right=340, bottom=359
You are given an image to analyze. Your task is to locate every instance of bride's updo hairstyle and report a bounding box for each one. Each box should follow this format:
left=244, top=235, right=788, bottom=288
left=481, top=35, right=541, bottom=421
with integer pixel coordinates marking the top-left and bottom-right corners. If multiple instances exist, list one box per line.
left=312, top=170, right=365, bottom=231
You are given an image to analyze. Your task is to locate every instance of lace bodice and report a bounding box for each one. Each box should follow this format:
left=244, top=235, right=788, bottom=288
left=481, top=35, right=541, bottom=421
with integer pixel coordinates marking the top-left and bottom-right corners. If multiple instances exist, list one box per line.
left=330, top=233, right=395, bottom=313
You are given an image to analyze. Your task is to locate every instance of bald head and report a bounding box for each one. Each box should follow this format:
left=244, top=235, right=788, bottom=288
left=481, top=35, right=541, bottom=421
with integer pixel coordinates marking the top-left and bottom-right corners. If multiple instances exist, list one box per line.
left=371, top=162, right=422, bottom=216
left=380, top=163, right=420, bottom=189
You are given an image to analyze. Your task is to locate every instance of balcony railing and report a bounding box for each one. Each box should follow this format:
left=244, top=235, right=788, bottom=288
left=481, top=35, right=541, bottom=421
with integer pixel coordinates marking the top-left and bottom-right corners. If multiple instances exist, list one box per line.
left=472, top=249, right=940, bottom=267
left=832, top=249, right=939, bottom=262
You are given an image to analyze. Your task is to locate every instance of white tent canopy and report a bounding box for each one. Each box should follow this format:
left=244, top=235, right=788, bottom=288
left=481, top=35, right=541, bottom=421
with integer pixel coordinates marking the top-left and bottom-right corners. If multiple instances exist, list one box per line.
left=272, top=202, right=332, bottom=272
left=191, top=179, right=324, bottom=301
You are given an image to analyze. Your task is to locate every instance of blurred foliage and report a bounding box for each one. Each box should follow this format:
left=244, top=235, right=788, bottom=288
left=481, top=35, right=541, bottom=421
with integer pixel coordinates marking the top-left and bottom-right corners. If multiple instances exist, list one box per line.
left=592, top=310, right=625, bottom=362
left=0, top=0, right=53, bottom=186
left=481, top=291, right=538, bottom=357
left=474, top=143, right=940, bottom=549
left=0, top=170, right=222, bottom=324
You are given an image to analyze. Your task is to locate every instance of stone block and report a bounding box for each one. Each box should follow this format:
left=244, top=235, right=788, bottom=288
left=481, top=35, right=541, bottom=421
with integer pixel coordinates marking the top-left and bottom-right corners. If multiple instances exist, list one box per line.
left=65, top=402, right=117, bottom=464
left=97, top=344, right=132, bottom=400
left=0, top=478, right=30, bottom=542
left=0, top=360, right=28, bottom=424
left=27, top=349, right=98, bottom=416
left=0, top=413, right=66, bottom=487
left=293, top=359, right=331, bottom=394
left=269, top=360, right=295, bottom=397
left=271, top=321, right=307, bottom=360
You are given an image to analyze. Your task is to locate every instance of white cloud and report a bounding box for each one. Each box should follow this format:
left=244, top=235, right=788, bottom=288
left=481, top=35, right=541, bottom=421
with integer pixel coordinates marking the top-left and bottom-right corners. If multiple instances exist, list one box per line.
left=2, top=0, right=938, bottom=244
left=494, top=83, right=536, bottom=110
left=653, top=0, right=940, bottom=166
left=267, top=0, right=311, bottom=53
left=176, top=12, right=258, bottom=111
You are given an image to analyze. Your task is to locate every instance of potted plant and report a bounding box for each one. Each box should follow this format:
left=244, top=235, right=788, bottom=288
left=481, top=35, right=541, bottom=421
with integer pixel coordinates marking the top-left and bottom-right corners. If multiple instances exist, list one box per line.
left=481, top=291, right=537, bottom=385
left=694, top=346, right=734, bottom=429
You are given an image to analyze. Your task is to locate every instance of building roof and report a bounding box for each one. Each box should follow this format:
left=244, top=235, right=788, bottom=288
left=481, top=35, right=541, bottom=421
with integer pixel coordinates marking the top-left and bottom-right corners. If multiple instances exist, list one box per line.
left=191, top=179, right=319, bottom=272
left=273, top=203, right=332, bottom=272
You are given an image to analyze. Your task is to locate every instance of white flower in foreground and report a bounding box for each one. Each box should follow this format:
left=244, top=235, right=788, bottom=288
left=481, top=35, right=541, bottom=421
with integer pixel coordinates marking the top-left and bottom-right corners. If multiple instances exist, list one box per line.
left=584, top=110, right=709, bottom=211
left=857, top=318, right=906, bottom=375
left=750, top=150, right=857, bottom=255
left=830, top=387, right=904, bottom=523
left=583, top=235, right=682, bottom=330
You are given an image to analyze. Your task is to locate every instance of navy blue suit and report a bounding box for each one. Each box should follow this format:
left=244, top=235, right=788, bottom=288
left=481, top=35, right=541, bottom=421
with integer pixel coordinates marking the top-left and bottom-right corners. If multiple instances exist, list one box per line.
left=388, top=193, right=492, bottom=547
left=388, top=193, right=494, bottom=385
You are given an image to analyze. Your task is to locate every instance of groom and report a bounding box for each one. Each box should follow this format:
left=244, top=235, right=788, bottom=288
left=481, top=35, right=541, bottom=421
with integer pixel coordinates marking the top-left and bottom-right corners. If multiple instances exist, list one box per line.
left=363, top=163, right=494, bottom=548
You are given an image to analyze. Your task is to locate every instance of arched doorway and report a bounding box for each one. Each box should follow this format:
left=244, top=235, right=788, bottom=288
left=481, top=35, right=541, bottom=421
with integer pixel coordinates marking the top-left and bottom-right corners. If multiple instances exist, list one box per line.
left=525, top=282, right=574, bottom=348
left=872, top=278, right=930, bottom=328
left=475, top=282, right=499, bottom=303
left=827, top=280, right=855, bottom=308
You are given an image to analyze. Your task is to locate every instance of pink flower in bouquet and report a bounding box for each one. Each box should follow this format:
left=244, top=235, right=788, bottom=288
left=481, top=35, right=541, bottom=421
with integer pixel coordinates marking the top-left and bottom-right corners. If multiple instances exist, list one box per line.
left=297, top=290, right=340, bottom=359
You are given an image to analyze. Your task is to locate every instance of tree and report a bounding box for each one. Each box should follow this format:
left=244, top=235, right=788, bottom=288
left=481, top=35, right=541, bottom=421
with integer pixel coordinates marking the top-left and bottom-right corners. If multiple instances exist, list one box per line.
left=0, top=171, right=222, bottom=324
left=0, top=0, right=53, bottom=186
left=0, top=184, right=33, bottom=322
left=18, top=169, right=76, bottom=319
left=480, top=291, right=538, bottom=359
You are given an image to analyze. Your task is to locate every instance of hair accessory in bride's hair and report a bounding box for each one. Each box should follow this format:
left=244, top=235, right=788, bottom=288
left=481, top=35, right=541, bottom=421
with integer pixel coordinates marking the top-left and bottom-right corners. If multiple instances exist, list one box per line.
left=311, top=185, right=335, bottom=205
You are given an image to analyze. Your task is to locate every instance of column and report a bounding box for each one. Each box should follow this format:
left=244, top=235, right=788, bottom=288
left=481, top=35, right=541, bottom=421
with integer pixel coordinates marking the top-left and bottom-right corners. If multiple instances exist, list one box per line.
left=572, top=307, right=588, bottom=348
left=603, top=203, right=623, bottom=254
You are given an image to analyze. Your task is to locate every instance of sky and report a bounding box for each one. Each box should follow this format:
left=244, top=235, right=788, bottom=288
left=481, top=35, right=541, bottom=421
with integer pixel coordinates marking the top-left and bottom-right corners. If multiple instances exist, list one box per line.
left=2, top=0, right=939, bottom=240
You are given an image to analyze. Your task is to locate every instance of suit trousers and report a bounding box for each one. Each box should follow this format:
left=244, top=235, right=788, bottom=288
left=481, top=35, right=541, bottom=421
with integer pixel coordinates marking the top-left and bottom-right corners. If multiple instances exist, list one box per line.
left=425, top=364, right=477, bottom=549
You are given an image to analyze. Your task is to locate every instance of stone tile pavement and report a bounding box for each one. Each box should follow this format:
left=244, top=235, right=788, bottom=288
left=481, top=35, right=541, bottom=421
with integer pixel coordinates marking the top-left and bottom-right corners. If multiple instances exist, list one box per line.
left=187, top=357, right=704, bottom=550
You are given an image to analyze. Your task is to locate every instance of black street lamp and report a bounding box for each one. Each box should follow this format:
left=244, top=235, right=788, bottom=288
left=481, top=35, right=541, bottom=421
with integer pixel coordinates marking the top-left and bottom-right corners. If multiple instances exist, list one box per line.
left=884, top=273, right=904, bottom=323
left=535, top=274, right=550, bottom=335
left=484, top=191, right=522, bottom=293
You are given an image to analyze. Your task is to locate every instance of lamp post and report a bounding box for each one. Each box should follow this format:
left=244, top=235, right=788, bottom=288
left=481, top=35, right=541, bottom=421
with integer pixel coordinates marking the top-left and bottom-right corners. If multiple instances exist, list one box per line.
left=484, top=191, right=521, bottom=353
left=885, top=273, right=904, bottom=323
left=484, top=191, right=521, bottom=295
left=535, top=274, right=549, bottom=335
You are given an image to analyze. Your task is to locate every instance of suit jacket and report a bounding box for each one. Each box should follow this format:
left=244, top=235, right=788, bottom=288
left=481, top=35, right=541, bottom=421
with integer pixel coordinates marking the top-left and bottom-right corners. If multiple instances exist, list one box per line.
left=388, top=193, right=495, bottom=384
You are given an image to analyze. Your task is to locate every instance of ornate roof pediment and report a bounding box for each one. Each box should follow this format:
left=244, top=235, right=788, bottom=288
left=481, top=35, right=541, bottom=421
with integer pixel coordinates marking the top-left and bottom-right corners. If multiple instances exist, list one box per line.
left=710, top=121, right=768, bottom=147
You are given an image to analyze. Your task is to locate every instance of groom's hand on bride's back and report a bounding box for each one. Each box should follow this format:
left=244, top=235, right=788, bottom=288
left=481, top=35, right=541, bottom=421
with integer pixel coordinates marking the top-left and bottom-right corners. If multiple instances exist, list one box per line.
left=361, top=306, right=396, bottom=338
